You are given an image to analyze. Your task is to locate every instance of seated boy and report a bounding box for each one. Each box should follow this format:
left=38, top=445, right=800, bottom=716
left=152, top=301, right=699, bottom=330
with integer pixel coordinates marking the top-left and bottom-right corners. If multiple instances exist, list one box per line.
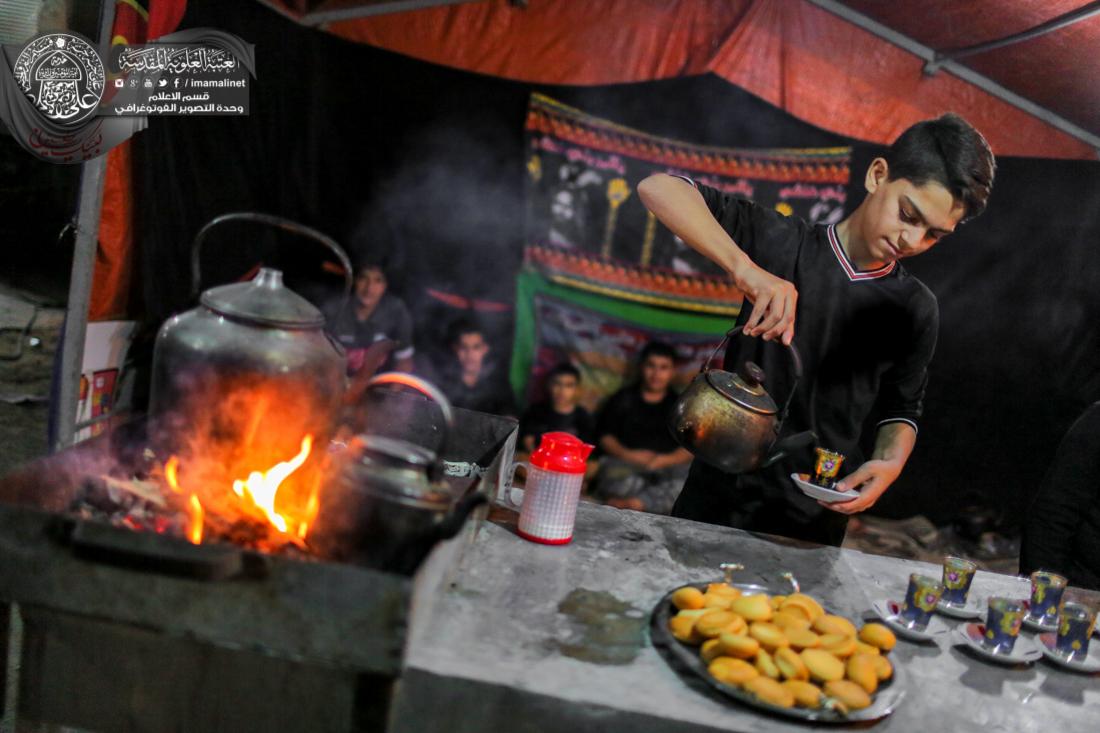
left=591, top=341, right=693, bottom=514
left=324, top=255, right=414, bottom=376
left=519, top=363, right=595, bottom=451
left=435, top=317, right=516, bottom=416
left=638, top=113, right=995, bottom=545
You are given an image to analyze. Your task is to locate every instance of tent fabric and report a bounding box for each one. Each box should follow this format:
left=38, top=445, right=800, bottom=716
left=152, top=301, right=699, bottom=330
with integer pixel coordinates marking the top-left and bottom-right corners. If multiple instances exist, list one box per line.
left=841, top=0, right=1100, bottom=143
left=283, top=0, right=1097, bottom=160
left=91, top=0, right=187, bottom=321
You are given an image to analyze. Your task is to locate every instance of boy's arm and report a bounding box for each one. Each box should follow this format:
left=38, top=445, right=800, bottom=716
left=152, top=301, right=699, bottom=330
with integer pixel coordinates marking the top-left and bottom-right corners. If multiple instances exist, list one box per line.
left=637, top=173, right=799, bottom=345
left=821, top=422, right=915, bottom=514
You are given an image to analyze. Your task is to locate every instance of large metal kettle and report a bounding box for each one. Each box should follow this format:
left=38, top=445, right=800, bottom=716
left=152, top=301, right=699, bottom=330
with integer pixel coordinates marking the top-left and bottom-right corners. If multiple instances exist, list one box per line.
left=311, top=373, right=488, bottom=575
left=148, top=213, right=352, bottom=463
left=668, top=328, right=817, bottom=474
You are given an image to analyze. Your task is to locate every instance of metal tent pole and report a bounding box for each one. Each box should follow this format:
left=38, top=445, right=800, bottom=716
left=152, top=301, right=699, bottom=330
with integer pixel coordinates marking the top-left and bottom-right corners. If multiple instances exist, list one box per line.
left=804, top=0, right=1100, bottom=155
left=50, top=0, right=116, bottom=452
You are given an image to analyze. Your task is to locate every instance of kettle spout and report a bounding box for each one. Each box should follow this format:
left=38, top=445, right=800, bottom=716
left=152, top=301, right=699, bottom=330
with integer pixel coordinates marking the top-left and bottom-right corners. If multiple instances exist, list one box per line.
left=761, top=431, right=818, bottom=468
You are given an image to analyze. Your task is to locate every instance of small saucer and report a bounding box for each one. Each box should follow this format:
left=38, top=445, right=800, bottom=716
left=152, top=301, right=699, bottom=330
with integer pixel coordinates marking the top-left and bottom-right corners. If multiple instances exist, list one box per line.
left=952, top=623, right=1041, bottom=665
left=1037, top=633, right=1100, bottom=674
left=790, top=473, right=859, bottom=503
left=870, top=599, right=949, bottom=643
left=1020, top=601, right=1059, bottom=632
left=936, top=597, right=983, bottom=620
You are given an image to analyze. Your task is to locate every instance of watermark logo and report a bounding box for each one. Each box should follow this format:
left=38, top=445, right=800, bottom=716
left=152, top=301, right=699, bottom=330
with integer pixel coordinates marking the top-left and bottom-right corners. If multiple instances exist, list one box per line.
left=13, top=33, right=105, bottom=125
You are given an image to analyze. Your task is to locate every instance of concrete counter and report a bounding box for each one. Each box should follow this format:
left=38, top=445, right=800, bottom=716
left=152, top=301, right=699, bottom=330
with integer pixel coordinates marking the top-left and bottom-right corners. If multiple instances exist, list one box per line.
left=390, top=502, right=1099, bottom=732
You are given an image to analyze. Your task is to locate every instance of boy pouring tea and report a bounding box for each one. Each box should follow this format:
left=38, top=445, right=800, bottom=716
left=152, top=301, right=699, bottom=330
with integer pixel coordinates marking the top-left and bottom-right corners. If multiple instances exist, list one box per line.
left=638, top=114, right=995, bottom=546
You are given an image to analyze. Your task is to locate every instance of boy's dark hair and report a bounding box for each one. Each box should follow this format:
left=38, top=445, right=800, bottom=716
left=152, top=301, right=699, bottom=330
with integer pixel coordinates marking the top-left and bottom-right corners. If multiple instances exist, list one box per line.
left=546, top=362, right=581, bottom=384
left=885, top=113, right=996, bottom=220
left=353, top=251, right=391, bottom=280
left=447, top=316, right=485, bottom=348
left=639, top=340, right=676, bottom=364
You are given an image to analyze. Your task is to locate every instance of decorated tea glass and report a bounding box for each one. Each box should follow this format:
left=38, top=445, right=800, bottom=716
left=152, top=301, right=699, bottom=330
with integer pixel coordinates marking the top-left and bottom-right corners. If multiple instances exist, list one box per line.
left=900, top=573, right=944, bottom=629
left=941, top=556, right=978, bottom=606
left=1054, top=602, right=1096, bottom=660
left=1029, top=570, right=1068, bottom=622
left=812, top=447, right=845, bottom=488
left=983, top=597, right=1026, bottom=652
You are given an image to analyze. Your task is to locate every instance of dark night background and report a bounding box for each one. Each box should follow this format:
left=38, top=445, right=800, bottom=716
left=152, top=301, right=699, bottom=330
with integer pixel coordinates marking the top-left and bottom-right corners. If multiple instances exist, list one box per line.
left=4, top=0, right=1099, bottom=531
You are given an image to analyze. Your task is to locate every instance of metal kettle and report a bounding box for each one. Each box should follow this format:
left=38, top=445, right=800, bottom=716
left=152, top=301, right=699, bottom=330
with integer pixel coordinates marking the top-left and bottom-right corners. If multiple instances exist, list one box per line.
left=310, top=373, right=488, bottom=575
left=668, top=328, right=817, bottom=474
left=148, top=213, right=352, bottom=462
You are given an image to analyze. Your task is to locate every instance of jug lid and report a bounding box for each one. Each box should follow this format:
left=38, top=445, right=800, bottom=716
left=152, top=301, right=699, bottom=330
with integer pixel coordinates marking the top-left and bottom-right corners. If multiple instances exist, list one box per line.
left=201, top=267, right=326, bottom=329
left=705, top=362, right=778, bottom=415
left=531, top=431, right=594, bottom=475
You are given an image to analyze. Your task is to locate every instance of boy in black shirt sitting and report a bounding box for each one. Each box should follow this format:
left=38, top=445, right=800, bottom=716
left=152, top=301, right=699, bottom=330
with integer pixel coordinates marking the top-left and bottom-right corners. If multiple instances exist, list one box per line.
left=591, top=341, right=694, bottom=514
left=519, top=363, right=595, bottom=451
left=638, top=114, right=995, bottom=546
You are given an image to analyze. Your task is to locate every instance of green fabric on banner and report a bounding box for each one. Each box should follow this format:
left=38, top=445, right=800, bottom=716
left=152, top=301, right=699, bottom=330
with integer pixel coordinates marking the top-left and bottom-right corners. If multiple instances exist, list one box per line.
left=510, top=268, right=736, bottom=404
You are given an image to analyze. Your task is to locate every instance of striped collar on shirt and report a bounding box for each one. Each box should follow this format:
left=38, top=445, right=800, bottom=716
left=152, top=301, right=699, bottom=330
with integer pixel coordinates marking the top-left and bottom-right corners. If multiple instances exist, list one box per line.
left=827, top=224, right=895, bottom=281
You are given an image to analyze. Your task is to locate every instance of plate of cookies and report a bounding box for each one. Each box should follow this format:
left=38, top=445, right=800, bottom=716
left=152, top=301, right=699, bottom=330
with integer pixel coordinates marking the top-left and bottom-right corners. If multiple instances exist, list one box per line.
left=651, top=580, right=906, bottom=723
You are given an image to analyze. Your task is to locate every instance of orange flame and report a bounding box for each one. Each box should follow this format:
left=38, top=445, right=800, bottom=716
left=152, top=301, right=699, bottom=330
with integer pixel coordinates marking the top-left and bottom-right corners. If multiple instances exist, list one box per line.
left=187, top=494, right=204, bottom=544
left=164, top=454, right=204, bottom=545
left=231, top=435, right=313, bottom=535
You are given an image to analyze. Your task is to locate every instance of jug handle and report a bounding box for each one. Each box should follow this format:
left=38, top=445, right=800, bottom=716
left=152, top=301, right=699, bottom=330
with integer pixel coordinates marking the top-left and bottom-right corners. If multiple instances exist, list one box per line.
left=190, top=212, right=354, bottom=314
left=700, top=326, right=803, bottom=424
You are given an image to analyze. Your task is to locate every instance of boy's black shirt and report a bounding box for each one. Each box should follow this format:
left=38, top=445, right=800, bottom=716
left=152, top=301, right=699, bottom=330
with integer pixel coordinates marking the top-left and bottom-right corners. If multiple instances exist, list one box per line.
left=520, top=402, right=595, bottom=444
left=596, top=386, right=681, bottom=454
left=672, top=179, right=938, bottom=542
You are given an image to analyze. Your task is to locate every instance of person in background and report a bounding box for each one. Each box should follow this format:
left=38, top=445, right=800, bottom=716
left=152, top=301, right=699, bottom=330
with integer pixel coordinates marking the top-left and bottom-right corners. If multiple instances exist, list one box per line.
left=436, top=317, right=516, bottom=416
left=519, top=362, right=594, bottom=452
left=591, top=341, right=693, bottom=513
left=1019, top=401, right=1100, bottom=591
left=324, top=255, right=414, bottom=376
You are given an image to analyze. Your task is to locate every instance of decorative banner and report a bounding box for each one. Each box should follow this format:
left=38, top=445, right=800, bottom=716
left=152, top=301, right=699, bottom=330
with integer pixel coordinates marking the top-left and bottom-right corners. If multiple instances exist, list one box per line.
left=511, top=268, right=732, bottom=410
left=525, top=93, right=851, bottom=274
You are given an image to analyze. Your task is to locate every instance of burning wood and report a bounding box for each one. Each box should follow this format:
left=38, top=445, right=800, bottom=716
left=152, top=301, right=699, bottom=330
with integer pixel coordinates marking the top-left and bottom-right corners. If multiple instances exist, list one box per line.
left=67, top=434, right=321, bottom=556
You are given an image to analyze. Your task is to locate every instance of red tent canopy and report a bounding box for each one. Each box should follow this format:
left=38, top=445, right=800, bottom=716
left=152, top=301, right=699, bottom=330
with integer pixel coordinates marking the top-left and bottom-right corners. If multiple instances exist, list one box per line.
left=260, top=0, right=1100, bottom=160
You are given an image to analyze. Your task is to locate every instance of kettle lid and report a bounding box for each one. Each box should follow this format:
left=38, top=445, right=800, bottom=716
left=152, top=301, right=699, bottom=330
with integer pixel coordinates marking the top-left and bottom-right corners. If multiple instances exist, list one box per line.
left=201, top=267, right=326, bottom=329
left=704, top=361, right=778, bottom=415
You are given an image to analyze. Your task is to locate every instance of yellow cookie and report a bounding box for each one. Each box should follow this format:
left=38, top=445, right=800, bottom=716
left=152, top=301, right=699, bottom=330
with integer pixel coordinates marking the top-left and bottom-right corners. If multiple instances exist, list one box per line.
left=871, top=654, right=893, bottom=681
left=749, top=622, right=789, bottom=652
left=801, top=648, right=845, bottom=682
left=695, top=610, right=739, bottom=638
left=700, top=638, right=723, bottom=664
left=770, top=594, right=788, bottom=609
left=718, top=632, right=760, bottom=659
left=783, top=680, right=825, bottom=709
left=669, top=614, right=704, bottom=644
left=782, top=594, right=825, bottom=621
left=775, top=647, right=810, bottom=681
left=708, top=657, right=759, bottom=686
left=706, top=583, right=742, bottom=600
left=813, top=614, right=858, bottom=638
left=702, top=592, right=734, bottom=610
left=858, top=623, right=897, bottom=652
left=731, top=594, right=774, bottom=622
left=773, top=611, right=813, bottom=631
left=672, top=586, right=705, bottom=610
left=846, top=653, right=879, bottom=694
left=743, top=676, right=795, bottom=708
left=824, top=679, right=872, bottom=710
left=854, top=640, right=882, bottom=656
left=820, top=634, right=857, bottom=659
left=755, top=648, right=781, bottom=679
left=785, top=626, right=821, bottom=650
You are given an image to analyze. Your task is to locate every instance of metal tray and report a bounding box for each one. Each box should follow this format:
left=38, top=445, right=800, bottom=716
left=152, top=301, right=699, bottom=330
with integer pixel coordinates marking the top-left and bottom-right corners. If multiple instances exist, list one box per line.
left=650, top=582, right=907, bottom=724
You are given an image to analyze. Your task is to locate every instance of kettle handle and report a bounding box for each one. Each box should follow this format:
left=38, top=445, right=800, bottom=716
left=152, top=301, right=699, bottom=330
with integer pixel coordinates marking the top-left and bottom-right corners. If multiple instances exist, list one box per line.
left=701, top=327, right=803, bottom=424
left=190, top=212, right=354, bottom=310
left=364, top=372, right=455, bottom=479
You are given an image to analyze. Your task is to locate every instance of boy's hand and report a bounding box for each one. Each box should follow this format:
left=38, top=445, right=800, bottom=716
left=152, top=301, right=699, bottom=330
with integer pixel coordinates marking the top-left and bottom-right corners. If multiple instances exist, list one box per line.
left=733, top=264, right=798, bottom=345
left=818, top=459, right=903, bottom=515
